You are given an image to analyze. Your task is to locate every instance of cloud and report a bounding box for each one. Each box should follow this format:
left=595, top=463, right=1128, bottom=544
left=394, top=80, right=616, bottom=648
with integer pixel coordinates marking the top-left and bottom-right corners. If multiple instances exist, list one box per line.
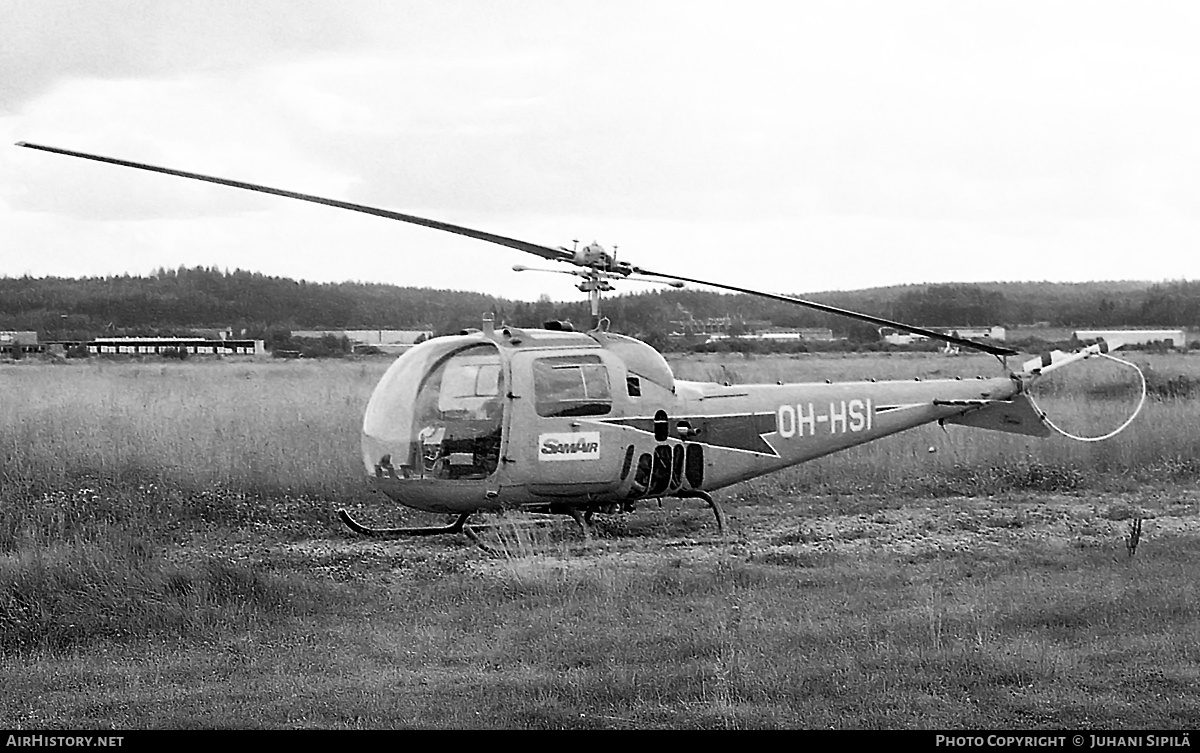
left=6, top=73, right=364, bottom=220
left=4, top=1, right=1200, bottom=297
left=0, top=0, right=372, bottom=109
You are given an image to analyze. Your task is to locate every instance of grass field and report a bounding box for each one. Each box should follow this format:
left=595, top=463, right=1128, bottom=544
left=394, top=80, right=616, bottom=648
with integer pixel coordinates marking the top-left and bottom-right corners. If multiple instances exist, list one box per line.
left=1, top=351, right=1198, bottom=728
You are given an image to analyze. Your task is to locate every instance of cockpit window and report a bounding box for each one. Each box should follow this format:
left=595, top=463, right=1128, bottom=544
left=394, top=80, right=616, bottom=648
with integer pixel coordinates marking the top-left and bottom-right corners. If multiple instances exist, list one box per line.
left=415, top=345, right=504, bottom=422
left=363, top=338, right=506, bottom=482
left=409, top=344, right=504, bottom=479
left=437, top=360, right=502, bottom=413
left=534, top=355, right=612, bottom=417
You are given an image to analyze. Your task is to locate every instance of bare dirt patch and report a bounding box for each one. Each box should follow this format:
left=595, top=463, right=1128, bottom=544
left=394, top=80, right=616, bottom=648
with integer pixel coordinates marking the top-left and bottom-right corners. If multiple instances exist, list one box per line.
left=174, top=488, right=1200, bottom=583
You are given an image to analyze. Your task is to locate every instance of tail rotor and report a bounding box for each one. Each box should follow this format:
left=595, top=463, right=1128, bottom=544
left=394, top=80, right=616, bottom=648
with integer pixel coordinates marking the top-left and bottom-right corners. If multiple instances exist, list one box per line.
left=1019, top=338, right=1147, bottom=442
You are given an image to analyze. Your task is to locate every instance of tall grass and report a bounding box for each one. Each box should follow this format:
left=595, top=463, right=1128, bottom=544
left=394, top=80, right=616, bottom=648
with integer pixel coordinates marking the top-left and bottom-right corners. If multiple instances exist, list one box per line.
left=2, top=352, right=1196, bottom=531
left=0, top=359, right=372, bottom=651
left=195, top=538, right=1193, bottom=728
left=1, top=358, right=383, bottom=503
left=0, top=517, right=325, bottom=652
left=6, top=519, right=1197, bottom=727
left=1, top=352, right=1196, bottom=653
left=5, top=352, right=1194, bottom=504
left=2, top=354, right=1198, bottom=725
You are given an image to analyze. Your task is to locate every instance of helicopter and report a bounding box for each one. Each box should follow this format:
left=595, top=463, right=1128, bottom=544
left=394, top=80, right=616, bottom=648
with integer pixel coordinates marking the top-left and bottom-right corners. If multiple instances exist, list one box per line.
left=16, top=141, right=1141, bottom=546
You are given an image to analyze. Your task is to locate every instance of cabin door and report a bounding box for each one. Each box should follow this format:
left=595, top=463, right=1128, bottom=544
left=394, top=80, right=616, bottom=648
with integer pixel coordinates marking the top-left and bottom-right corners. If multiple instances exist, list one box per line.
left=507, top=351, right=624, bottom=495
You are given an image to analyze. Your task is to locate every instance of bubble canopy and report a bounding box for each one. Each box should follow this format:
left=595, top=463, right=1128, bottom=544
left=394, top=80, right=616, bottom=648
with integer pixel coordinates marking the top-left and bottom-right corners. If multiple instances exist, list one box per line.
left=362, top=336, right=505, bottom=483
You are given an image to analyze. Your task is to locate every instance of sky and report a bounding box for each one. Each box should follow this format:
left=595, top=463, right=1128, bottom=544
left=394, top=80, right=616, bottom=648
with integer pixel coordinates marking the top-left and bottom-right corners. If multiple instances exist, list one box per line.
left=3, top=0, right=1199, bottom=301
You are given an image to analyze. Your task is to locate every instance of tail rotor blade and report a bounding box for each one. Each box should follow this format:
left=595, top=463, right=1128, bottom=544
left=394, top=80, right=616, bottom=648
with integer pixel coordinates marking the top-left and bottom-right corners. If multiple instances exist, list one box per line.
left=1021, top=338, right=1124, bottom=377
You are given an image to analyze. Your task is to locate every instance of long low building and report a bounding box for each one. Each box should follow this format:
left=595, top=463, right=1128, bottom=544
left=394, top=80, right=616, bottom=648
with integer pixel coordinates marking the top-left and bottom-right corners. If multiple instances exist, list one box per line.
left=879, top=325, right=1006, bottom=346
left=88, top=337, right=265, bottom=356
left=706, top=327, right=835, bottom=343
left=1073, top=329, right=1187, bottom=348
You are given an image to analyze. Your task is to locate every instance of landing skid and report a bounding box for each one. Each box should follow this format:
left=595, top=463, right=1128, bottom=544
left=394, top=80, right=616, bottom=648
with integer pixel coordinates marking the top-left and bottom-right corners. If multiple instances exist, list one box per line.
left=338, top=491, right=728, bottom=554
left=336, top=509, right=497, bottom=554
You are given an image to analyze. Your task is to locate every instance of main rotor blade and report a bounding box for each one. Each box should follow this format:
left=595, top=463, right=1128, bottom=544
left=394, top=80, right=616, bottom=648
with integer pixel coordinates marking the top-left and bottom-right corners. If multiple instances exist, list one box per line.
left=633, top=267, right=1020, bottom=357
left=16, top=142, right=574, bottom=264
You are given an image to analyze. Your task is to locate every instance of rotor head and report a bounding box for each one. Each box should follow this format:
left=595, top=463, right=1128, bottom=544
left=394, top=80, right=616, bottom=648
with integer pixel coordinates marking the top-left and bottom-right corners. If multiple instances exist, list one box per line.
left=567, top=242, right=632, bottom=276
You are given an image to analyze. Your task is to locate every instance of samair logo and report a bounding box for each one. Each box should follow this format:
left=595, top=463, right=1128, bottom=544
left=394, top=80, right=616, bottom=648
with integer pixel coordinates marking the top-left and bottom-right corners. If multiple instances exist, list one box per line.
left=538, top=432, right=601, bottom=461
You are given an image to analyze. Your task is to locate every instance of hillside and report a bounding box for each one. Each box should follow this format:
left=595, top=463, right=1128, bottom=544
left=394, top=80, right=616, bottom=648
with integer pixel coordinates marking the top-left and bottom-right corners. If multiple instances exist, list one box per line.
left=0, top=268, right=1196, bottom=347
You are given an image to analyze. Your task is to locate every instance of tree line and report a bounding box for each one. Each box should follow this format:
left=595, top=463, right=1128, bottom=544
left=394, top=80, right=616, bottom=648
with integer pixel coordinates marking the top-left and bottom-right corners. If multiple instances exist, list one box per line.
left=0, top=267, right=1196, bottom=349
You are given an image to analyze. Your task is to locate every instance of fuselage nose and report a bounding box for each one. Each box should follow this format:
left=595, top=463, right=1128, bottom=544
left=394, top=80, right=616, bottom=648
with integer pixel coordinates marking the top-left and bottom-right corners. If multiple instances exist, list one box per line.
left=362, top=335, right=506, bottom=514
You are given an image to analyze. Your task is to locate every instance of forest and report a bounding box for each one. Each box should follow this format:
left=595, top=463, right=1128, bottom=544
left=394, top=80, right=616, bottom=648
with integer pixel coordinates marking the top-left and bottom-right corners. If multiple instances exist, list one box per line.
left=0, top=267, right=1197, bottom=349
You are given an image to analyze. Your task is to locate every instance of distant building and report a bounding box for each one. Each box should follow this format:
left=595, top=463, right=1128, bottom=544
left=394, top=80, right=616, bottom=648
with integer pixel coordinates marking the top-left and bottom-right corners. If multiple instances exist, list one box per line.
left=881, top=333, right=928, bottom=346
left=187, top=327, right=236, bottom=340
left=706, top=327, right=835, bottom=343
left=767, top=327, right=835, bottom=342
left=935, top=326, right=1006, bottom=341
left=1073, top=329, right=1186, bottom=348
left=0, top=331, right=39, bottom=354
left=879, top=327, right=929, bottom=346
left=88, top=337, right=265, bottom=356
left=291, top=329, right=432, bottom=354
left=879, top=325, right=1005, bottom=347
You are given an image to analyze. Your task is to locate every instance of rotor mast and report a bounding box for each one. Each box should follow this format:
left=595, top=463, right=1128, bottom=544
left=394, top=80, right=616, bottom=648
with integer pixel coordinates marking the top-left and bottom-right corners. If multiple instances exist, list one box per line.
left=577, top=268, right=615, bottom=329
left=569, top=241, right=623, bottom=329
